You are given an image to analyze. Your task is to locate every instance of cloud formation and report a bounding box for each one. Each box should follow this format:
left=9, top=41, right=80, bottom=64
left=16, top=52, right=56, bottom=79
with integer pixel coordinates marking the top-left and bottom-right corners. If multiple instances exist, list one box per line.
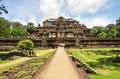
left=81, top=16, right=113, bottom=28
left=39, top=0, right=64, bottom=18
left=39, top=0, right=110, bottom=27
left=39, top=0, right=108, bottom=16
left=3, top=0, right=116, bottom=28
left=66, top=0, right=108, bottom=15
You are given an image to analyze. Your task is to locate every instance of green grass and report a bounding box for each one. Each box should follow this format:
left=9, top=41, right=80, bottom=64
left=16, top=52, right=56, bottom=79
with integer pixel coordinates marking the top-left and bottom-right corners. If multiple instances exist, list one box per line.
left=0, top=51, right=21, bottom=64
left=70, top=49, right=88, bottom=62
left=39, top=51, right=53, bottom=58
left=25, top=75, right=32, bottom=79
left=0, top=49, right=54, bottom=73
left=18, top=70, right=28, bottom=74
left=89, top=71, right=120, bottom=79
left=0, top=58, right=16, bottom=64
left=69, top=48, right=120, bottom=79
left=0, top=49, right=54, bottom=79
left=0, top=51, right=9, bottom=54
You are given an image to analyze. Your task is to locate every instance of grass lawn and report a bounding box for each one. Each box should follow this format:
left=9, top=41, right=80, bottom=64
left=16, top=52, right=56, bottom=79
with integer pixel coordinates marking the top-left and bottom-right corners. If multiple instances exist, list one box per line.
left=69, top=48, right=120, bottom=79
left=0, top=49, right=54, bottom=73
left=0, top=51, right=20, bottom=64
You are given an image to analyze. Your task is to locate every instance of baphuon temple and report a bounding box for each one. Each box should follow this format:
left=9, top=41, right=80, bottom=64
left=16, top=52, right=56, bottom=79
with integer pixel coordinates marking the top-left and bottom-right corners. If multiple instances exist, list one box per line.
left=0, top=16, right=120, bottom=49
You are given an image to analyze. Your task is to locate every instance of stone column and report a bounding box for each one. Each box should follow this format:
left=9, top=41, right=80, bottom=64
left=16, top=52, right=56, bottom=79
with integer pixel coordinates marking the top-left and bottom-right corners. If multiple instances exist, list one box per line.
left=42, top=38, right=47, bottom=47
left=75, top=38, right=79, bottom=47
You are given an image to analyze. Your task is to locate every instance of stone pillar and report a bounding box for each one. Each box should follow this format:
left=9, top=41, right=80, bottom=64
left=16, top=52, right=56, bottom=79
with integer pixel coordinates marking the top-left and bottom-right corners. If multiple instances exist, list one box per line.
left=75, top=38, right=79, bottom=47
left=42, top=38, right=47, bottom=47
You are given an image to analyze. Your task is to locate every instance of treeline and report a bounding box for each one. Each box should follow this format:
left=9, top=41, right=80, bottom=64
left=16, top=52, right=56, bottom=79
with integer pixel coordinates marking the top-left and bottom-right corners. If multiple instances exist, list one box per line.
left=91, top=17, right=120, bottom=38
left=1, top=17, right=120, bottom=38
left=0, top=17, right=35, bottom=38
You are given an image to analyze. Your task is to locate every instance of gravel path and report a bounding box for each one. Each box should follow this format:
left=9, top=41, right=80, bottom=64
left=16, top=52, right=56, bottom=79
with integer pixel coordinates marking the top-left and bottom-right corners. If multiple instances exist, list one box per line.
left=34, top=47, right=89, bottom=79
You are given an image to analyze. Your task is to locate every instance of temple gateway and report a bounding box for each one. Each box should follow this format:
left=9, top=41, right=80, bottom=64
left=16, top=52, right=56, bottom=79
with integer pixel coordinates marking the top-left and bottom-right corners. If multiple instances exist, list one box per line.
left=0, top=16, right=120, bottom=49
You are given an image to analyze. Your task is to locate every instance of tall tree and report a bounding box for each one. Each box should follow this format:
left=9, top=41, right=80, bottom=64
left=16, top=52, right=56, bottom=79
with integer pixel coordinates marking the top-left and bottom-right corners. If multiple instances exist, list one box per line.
left=105, top=24, right=115, bottom=33
left=115, top=17, right=120, bottom=37
left=98, top=32, right=107, bottom=38
left=0, top=17, right=11, bottom=37
left=11, top=21, right=23, bottom=29
left=106, top=29, right=118, bottom=38
left=10, top=28, right=28, bottom=37
left=116, top=17, right=120, bottom=25
left=26, top=22, right=35, bottom=38
left=91, top=26, right=105, bottom=37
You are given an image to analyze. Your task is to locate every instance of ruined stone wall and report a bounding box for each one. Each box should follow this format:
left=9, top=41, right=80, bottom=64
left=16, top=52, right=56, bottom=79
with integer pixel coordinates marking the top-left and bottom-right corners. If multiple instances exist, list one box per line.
left=0, top=37, right=120, bottom=49
left=79, top=37, right=120, bottom=48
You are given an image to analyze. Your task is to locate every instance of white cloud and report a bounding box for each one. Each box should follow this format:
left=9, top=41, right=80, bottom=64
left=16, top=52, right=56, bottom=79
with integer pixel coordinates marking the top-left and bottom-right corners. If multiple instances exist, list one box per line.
left=28, top=15, right=37, bottom=26
left=66, top=0, right=109, bottom=15
left=75, top=16, right=81, bottom=22
left=4, top=0, right=112, bottom=28
left=5, top=0, right=40, bottom=26
left=39, top=0, right=110, bottom=27
left=39, top=0, right=64, bottom=18
left=13, top=19, right=27, bottom=25
left=81, top=17, right=113, bottom=28
left=39, top=0, right=109, bottom=16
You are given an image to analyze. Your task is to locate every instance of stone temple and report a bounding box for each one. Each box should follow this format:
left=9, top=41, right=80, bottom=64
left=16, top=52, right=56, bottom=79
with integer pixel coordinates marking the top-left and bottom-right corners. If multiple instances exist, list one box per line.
left=32, top=16, right=91, bottom=47
left=0, top=16, right=120, bottom=49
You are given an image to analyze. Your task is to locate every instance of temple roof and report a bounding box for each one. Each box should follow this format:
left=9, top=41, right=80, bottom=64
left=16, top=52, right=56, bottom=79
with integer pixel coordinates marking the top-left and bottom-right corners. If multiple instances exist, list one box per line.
left=43, top=16, right=80, bottom=27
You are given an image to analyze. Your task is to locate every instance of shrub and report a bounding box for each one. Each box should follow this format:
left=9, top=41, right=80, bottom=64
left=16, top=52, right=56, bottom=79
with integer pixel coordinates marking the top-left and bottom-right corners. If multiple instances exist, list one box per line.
left=18, top=40, right=35, bottom=56
left=18, top=39, right=34, bottom=50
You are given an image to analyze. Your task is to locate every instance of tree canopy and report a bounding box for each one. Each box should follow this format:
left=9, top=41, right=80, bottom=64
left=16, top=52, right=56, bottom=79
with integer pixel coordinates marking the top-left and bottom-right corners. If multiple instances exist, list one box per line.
left=0, top=17, right=31, bottom=38
left=91, top=17, right=120, bottom=38
left=91, top=26, right=105, bottom=37
left=0, top=17, right=11, bottom=37
left=26, top=22, right=35, bottom=38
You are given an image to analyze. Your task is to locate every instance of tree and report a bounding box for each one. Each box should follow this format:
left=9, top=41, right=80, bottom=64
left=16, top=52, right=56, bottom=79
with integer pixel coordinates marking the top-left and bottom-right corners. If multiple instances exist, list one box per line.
left=98, top=32, right=107, bottom=38
left=0, top=0, right=8, bottom=15
left=10, top=21, right=28, bottom=37
left=91, top=26, right=105, bottom=37
left=11, top=21, right=23, bottom=29
left=106, top=29, right=118, bottom=38
left=105, top=24, right=115, bottom=33
left=10, top=28, right=28, bottom=37
left=18, top=40, right=35, bottom=56
left=115, top=17, right=120, bottom=37
left=0, top=17, right=11, bottom=37
left=116, top=17, right=120, bottom=25
left=104, top=24, right=118, bottom=38
left=26, top=22, right=35, bottom=38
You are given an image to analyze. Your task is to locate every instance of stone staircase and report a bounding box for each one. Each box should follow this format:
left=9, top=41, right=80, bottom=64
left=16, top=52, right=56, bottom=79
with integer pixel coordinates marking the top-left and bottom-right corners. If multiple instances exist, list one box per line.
left=69, top=55, right=99, bottom=74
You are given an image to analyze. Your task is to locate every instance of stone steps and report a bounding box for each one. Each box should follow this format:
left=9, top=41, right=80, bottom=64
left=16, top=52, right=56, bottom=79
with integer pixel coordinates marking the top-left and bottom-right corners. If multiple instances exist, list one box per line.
left=70, top=55, right=99, bottom=74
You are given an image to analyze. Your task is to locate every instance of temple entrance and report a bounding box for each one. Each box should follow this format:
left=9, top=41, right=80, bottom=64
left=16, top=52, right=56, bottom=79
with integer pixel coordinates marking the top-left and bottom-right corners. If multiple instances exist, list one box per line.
left=58, top=38, right=65, bottom=47
left=59, top=43, right=65, bottom=47
left=55, top=38, right=65, bottom=47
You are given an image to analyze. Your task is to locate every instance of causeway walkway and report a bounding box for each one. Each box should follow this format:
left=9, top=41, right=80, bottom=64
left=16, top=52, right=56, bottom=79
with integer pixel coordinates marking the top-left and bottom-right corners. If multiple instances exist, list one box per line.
left=34, top=47, right=89, bottom=79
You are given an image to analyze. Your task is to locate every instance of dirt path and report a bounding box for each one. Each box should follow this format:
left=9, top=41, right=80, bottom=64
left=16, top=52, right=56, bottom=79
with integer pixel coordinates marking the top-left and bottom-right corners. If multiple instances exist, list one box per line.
left=34, top=47, right=89, bottom=79
left=0, top=49, right=54, bottom=69
left=0, top=57, right=32, bottom=69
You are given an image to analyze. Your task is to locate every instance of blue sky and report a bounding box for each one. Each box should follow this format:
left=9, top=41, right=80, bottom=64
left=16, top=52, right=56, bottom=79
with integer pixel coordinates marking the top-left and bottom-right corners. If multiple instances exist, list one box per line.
left=0, top=0, right=120, bottom=28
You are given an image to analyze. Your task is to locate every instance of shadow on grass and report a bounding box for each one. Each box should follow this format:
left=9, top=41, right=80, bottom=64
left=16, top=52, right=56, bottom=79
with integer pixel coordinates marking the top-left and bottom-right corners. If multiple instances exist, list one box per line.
left=0, top=52, right=25, bottom=60
left=87, top=57, right=120, bottom=70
